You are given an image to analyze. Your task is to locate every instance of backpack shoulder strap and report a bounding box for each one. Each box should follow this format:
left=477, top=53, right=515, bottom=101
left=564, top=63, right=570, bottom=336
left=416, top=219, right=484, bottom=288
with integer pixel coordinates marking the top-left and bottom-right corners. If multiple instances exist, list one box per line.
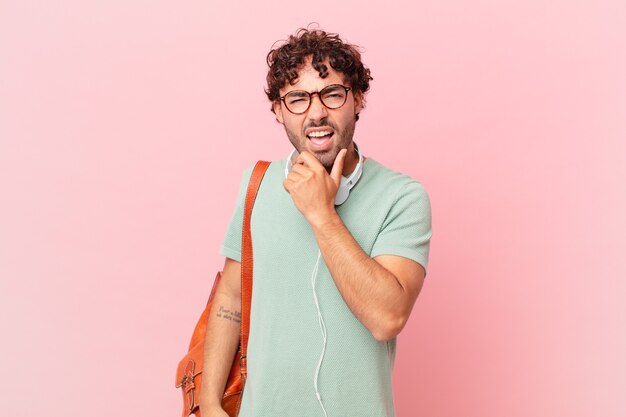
left=240, top=160, right=270, bottom=376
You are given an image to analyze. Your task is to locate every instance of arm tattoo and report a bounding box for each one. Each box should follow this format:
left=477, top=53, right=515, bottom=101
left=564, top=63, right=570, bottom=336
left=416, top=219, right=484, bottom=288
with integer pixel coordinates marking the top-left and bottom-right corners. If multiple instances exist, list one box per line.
left=216, top=305, right=241, bottom=324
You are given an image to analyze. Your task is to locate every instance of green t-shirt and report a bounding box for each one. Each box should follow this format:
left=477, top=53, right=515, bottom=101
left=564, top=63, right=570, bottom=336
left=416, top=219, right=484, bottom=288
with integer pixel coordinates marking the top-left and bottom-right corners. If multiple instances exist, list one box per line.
left=220, top=156, right=432, bottom=417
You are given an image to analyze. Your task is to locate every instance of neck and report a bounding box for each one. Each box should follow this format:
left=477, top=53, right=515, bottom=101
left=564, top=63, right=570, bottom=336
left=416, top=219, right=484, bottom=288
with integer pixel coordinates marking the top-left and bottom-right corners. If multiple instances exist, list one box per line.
left=341, top=142, right=364, bottom=177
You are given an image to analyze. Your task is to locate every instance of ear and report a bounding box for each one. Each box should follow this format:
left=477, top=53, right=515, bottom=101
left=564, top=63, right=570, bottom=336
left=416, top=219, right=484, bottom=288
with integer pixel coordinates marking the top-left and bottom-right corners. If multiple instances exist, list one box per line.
left=273, top=101, right=284, bottom=124
left=353, top=91, right=363, bottom=114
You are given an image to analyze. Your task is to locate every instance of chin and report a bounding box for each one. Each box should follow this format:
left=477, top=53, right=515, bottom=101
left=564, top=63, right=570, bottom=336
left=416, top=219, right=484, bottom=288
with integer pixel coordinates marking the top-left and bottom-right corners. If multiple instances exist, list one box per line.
left=318, top=149, right=340, bottom=170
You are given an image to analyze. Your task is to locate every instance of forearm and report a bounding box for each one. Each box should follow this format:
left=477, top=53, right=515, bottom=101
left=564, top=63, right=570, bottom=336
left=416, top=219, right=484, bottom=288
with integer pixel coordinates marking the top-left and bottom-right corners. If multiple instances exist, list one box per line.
left=199, top=290, right=241, bottom=410
left=310, top=211, right=406, bottom=341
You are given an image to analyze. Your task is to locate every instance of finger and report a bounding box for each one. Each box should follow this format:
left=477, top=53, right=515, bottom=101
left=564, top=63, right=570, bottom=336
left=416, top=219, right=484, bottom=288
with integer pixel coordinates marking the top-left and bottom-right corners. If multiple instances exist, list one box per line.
left=296, top=151, right=322, bottom=170
left=290, top=163, right=311, bottom=176
left=283, top=178, right=292, bottom=194
left=286, top=171, right=305, bottom=183
left=330, top=148, right=348, bottom=187
left=294, top=153, right=305, bottom=165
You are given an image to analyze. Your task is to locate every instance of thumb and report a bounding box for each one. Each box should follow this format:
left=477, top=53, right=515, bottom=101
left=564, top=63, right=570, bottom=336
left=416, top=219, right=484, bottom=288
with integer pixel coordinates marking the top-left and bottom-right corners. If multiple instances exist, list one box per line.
left=330, top=148, right=348, bottom=187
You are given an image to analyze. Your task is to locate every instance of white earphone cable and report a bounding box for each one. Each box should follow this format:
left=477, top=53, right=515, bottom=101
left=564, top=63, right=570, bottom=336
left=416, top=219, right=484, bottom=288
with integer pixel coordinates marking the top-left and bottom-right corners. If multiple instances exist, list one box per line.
left=311, top=248, right=329, bottom=417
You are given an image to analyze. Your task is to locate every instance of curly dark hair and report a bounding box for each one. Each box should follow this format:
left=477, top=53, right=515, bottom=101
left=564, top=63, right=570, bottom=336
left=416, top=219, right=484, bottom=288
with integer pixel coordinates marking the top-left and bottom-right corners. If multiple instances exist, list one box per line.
left=265, top=27, right=373, bottom=121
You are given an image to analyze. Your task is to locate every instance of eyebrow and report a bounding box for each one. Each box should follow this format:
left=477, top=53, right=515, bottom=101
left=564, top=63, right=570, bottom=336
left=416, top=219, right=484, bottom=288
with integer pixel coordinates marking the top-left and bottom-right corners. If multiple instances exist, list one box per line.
left=286, top=91, right=308, bottom=97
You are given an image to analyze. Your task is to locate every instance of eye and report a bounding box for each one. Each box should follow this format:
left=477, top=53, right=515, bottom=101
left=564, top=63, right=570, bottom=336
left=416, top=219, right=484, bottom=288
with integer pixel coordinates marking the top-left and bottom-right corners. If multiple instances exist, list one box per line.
left=286, top=92, right=308, bottom=102
left=322, top=85, right=345, bottom=96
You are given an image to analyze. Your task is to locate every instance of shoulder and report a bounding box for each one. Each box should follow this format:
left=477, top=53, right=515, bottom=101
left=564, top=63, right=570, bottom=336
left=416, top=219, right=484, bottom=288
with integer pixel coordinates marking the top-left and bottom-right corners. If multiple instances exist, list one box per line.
left=364, top=157, right=430, bottom=203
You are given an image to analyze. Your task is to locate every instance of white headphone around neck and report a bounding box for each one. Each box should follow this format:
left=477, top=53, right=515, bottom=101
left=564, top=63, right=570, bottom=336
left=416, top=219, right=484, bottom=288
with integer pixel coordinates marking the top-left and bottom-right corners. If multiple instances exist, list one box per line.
left=284, top=142, right=364, bottom=206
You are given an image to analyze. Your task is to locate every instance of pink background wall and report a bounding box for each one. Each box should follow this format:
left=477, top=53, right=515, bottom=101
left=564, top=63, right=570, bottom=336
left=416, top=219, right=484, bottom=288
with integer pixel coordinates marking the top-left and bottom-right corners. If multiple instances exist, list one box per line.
left=1, top=1, right=624, bottom=416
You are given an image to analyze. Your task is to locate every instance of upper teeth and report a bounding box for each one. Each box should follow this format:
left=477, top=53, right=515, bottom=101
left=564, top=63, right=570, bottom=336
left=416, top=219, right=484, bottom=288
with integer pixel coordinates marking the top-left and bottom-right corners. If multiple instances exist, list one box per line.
left=308, top=131, right=332, bottom=138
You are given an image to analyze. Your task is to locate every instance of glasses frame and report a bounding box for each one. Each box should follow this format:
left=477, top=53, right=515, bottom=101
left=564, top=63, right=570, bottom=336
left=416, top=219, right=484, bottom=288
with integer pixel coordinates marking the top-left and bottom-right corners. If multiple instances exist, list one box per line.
left=279, top=84, right=353, bottom=115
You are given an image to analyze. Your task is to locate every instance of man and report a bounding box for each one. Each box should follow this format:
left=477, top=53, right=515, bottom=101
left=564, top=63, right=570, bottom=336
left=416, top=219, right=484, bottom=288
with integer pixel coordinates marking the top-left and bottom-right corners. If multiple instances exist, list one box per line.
left=200, top=28, right=432, bottom=417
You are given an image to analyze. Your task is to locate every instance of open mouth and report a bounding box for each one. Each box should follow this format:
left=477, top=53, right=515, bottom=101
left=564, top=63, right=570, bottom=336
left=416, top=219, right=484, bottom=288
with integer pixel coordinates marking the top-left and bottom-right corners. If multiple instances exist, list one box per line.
left=307, top=130, right=334, bottom=139
left=307, top=131, right=334, bottom=150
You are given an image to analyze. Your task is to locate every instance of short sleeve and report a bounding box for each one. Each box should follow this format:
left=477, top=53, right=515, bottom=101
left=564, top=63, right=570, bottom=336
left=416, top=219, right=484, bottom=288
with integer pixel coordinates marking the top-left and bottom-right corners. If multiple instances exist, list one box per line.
left=219, top=164, right=255, bottom=262
left=370, top=180, right=433, bottom=276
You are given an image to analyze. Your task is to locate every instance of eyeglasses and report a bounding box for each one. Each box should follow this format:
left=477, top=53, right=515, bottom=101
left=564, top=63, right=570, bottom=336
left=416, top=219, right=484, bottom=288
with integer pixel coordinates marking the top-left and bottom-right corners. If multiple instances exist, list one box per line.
left=279, top=84, right=352, bottom=115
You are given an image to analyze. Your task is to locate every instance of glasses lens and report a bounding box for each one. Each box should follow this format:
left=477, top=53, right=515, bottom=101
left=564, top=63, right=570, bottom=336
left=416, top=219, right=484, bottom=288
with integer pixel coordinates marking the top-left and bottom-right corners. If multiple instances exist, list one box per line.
left=284, top=91, right=310, bottom=114
left=320, top=85, right=347, bottom=109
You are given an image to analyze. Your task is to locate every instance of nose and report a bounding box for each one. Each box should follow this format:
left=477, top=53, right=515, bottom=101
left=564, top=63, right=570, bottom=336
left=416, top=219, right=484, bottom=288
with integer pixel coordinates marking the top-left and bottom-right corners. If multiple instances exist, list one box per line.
left=306, top=93, right=328, bottom=122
